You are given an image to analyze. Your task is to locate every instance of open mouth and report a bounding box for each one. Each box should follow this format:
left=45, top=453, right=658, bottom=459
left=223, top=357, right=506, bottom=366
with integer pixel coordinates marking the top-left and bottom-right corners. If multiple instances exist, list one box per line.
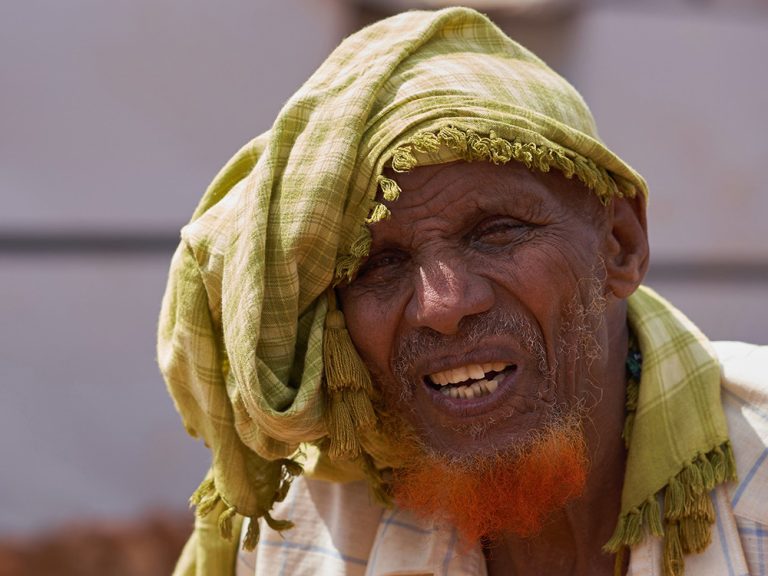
left=425, top=362, right=516, bottom=399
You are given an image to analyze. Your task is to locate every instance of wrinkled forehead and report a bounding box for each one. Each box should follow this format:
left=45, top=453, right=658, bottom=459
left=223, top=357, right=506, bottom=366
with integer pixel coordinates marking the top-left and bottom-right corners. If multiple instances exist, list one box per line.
left=377, top=160, right=608, bottom=224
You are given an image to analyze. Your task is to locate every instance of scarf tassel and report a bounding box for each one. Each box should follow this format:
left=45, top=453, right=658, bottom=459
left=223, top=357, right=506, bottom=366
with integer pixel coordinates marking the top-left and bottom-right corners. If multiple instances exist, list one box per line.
left=323, top=290, right=377, bottom=460
left=188, top=458, right=302, bottom=551
left=359, top=450, right=392, bottom=507
left=604, top=441, right=737, bottom=576
left=190, top=475, right=219, bottom=517
left=243, top=517, right=260, bottom=551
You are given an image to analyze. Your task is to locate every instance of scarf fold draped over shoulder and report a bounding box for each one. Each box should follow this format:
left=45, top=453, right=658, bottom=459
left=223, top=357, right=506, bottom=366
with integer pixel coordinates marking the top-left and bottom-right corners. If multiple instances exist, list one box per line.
left=157, top=7, right=732, bottom=575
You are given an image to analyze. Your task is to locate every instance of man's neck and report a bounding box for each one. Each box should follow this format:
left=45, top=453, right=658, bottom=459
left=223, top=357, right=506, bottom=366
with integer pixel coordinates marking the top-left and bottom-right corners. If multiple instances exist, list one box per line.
left=483, top=431, right=627, bottom=575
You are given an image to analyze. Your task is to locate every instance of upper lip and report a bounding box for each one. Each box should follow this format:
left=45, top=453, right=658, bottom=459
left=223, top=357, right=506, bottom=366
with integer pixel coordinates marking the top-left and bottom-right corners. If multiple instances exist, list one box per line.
left=409, top=344, right=522, bottom=383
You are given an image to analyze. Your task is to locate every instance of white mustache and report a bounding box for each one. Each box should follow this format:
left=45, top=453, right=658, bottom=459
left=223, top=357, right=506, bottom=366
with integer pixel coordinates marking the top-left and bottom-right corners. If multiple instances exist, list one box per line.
left=392, top=308, right=547, bottom=387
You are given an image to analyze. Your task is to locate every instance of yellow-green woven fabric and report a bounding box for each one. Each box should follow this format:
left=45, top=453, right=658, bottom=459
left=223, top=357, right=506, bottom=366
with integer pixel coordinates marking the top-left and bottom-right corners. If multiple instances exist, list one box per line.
left=612, top=286, right=733, bottom=574
left=157, top=7, right=727, bottom=575
left=625, top=286, right=728, bottom=514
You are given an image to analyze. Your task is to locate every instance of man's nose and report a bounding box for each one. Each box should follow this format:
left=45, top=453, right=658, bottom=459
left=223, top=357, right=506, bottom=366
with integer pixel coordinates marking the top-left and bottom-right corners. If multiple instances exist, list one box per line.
left=405, top=259, right=495, bottom=335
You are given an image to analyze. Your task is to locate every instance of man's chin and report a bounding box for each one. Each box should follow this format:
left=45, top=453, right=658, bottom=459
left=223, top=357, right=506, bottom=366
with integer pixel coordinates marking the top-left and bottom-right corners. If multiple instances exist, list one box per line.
left=391, top=417, right=589, bottom=546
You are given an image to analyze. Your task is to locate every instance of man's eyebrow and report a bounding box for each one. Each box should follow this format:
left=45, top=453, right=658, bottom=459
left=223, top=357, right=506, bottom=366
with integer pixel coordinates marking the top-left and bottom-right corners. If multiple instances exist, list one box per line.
left=369, top=223, right=423, bottom=256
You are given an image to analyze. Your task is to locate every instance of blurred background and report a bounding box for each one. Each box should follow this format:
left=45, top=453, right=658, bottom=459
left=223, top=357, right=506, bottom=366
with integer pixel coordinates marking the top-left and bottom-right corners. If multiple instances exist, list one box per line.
left=1, top=0, right=766, bottom=573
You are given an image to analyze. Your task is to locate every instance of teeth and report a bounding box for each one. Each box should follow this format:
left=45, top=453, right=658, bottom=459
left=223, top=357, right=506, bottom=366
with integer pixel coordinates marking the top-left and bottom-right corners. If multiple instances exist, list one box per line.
left=434, top=370, right=507, bottom=400
left=429, top=362, right=510, bottom=386
left=441, top=379, right=495, bottom=400
left=450, top=366, right=469, bottom=382
left=428, top=362, right=514, bottom=400
left=468, top=365, right=485, bottom=380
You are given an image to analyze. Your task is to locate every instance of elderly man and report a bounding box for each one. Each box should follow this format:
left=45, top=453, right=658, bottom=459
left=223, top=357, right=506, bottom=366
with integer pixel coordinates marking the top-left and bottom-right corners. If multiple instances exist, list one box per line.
left=158, top=7, right=767, bottom=576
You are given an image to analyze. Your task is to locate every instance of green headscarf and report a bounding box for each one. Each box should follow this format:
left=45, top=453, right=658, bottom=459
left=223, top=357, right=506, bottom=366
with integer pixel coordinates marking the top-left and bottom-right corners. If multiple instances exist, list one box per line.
left=158, top=7, right=731, bottom=575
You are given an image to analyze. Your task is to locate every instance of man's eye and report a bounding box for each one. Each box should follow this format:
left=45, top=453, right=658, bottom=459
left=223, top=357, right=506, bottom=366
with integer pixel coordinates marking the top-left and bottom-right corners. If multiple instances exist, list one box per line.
left=357, top=252, right=406, bottom=278
left=471, top=218, right=530, bottom=246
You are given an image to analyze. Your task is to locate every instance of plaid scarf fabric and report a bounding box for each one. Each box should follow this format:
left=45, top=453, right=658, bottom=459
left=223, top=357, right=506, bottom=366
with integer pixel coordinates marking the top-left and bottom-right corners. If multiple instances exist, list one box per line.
left=607, top=286, right=734, bottom=575
left=157, top=8, right=731, bottom=575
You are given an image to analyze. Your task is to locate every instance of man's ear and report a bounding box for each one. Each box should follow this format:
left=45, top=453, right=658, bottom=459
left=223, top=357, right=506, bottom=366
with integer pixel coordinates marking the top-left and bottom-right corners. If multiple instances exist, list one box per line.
left=603, top=194, right=649, bottom=299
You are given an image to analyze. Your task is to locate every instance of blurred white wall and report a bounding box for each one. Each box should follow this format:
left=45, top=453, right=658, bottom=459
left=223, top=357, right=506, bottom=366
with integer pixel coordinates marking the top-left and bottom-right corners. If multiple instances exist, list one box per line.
left=0, top=0, right=350, bottom=231
left=1, top=0, right=766, bottom=534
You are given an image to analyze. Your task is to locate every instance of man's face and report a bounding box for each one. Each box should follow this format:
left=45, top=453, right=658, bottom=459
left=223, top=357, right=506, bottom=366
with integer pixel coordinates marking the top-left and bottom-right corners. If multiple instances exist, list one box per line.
left=338, top=160, right=614, bottom=463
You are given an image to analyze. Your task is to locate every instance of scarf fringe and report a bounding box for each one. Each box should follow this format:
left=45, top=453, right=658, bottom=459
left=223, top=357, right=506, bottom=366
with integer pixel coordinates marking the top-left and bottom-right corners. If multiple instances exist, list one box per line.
left=604, top=441, right=737, bottom=576
left=334, top=228, right=373, bottom=284
left=386, top=125, right=625, bottom=202
left=322, top=289, right=377, bottom=460
left=189, top=457, right=303, bottom=551
left=377, top=174, right=401, bottom=202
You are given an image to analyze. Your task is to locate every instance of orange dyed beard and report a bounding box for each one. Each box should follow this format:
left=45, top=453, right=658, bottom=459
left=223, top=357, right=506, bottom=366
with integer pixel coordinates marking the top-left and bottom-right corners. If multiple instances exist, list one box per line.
left=391, top=419, right=588, bottom=546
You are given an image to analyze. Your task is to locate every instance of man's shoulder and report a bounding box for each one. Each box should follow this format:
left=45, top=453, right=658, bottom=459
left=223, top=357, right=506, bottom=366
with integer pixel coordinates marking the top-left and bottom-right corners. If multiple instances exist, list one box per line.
left=714, top=341, right=768, bottom=387
left=714, top=340, right=768, bottom=424
left=713, top=341, right=768, bottom=527
left=236, top=476, right=384, bottom=575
